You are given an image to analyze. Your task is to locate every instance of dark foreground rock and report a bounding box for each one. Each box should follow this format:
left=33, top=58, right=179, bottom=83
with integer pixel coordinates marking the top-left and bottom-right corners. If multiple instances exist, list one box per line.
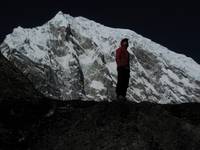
left=1, top=99, right=200, bottom=150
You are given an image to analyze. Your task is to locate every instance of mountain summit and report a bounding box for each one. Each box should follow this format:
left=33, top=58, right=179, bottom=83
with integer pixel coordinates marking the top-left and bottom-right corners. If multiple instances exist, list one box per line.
left=0, top=11, right=200, bottom=103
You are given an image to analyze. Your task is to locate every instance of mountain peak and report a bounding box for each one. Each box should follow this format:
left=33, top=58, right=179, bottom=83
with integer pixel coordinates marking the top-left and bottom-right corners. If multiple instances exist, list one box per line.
left=49, top=11, right=73, bottom=27
left=56, top=11, right=64, bottom=16
left=1, top=12, right=200, bottom=103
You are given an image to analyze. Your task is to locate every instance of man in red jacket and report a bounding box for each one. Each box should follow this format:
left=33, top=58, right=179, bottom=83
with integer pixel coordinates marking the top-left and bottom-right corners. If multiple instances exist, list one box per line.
left=115, top=38, right=130, bottom=100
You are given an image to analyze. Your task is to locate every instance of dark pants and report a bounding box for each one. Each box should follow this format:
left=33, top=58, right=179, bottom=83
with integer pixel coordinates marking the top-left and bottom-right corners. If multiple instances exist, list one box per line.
left=116, top=66, right=130, bottom=98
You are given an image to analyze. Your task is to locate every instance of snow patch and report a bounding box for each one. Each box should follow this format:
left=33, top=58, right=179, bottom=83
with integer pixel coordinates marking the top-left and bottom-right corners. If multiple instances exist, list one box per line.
left=90, top=80, right=106, bottom=90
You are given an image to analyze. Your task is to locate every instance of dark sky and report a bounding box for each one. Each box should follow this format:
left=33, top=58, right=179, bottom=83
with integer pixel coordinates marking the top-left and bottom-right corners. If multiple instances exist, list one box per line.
left=0, top=1, right=200, bottom=64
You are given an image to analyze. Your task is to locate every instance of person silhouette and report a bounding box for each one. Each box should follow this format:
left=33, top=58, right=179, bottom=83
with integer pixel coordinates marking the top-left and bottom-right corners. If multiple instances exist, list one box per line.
left=115, top=38, right=130, bottom=101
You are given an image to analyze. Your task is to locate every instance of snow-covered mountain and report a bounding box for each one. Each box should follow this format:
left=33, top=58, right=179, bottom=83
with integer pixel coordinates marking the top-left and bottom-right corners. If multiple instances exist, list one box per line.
left=1, top=11, right=200, bottom=103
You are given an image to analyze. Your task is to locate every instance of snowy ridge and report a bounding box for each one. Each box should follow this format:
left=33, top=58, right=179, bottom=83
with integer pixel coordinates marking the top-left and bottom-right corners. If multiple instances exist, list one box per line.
left=1, top=11, right=200, bottom=103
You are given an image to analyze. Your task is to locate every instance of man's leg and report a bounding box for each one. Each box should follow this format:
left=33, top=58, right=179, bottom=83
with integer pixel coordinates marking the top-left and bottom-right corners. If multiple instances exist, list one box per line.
left=121, top=76, right=126, bottom=97
left=123, top=69, right=130, bottom=98
left=119, top=67, right=127, bottom=98
left=116, top=67, right=123, bottom=99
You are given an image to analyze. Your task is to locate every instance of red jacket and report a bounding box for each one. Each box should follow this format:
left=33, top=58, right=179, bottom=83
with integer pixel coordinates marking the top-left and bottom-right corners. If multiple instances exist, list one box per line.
left=115, top=47, right=130, bottom=67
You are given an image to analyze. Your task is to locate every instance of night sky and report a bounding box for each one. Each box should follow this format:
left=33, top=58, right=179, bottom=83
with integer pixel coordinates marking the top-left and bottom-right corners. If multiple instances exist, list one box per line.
left=0, top=1, right=199, bottom=64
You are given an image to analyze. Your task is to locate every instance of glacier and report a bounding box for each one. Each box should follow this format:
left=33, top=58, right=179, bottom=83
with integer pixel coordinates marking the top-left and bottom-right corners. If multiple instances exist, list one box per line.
left=0, top=11, right=200, bottom=103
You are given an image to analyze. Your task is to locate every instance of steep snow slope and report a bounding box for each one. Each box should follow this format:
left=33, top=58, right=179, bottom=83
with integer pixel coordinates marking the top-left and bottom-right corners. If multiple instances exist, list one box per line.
left=1, top=11, right=200, bottom=103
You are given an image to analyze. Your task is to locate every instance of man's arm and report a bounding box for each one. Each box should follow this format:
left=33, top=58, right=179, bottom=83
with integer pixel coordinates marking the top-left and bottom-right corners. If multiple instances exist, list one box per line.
left=115, top=48, right=121, bottom=66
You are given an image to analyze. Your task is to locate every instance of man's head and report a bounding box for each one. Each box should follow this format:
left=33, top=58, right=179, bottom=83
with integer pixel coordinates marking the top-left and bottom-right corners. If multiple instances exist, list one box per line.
left=120, top=38, right=129, bottom=49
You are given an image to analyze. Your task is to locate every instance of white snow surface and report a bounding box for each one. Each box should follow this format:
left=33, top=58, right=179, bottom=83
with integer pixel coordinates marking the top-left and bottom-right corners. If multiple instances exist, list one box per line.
left=90, top=80, right=106, bottom=90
